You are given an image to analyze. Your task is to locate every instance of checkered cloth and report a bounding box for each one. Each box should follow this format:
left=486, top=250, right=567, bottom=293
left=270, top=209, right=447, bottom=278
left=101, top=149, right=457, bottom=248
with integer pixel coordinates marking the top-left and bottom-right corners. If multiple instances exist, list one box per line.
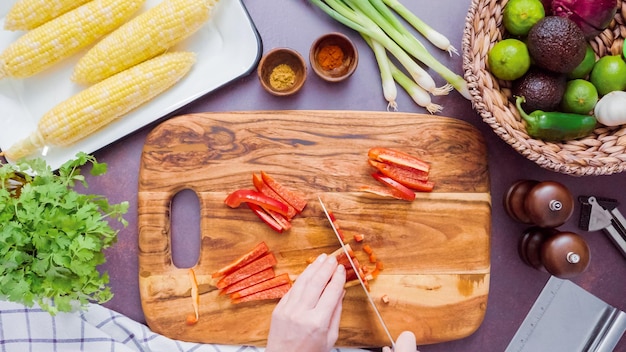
left=0, top=300, right=370, bottom=352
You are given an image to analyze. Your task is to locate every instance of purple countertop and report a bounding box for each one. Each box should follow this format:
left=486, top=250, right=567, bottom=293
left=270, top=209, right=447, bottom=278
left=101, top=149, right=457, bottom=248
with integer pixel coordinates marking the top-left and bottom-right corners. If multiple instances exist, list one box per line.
left=42, top=0, right=626, bottom=350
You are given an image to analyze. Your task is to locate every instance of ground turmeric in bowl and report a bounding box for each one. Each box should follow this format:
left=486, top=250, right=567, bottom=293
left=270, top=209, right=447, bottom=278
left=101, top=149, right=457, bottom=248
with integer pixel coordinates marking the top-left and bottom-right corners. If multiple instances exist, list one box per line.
left=269, top=64, right=296, bottom=90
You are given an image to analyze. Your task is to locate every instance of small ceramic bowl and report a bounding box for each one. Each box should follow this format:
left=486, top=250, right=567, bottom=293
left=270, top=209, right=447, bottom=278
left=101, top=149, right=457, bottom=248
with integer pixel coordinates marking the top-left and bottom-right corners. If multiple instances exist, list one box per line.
left=257, top=48, right=307, bottom=96
left=309, top=32, right=358, bottom=82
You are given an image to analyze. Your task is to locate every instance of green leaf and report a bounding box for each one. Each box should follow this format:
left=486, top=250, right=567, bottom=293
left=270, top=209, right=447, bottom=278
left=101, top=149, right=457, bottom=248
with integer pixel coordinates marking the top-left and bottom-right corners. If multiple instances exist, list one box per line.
left=0, top=153, right=127, bottom=314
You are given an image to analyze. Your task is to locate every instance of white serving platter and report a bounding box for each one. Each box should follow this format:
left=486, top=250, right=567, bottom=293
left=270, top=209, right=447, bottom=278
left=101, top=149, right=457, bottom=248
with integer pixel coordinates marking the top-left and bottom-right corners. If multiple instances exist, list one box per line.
left=0, top=0, right=262, bottom=169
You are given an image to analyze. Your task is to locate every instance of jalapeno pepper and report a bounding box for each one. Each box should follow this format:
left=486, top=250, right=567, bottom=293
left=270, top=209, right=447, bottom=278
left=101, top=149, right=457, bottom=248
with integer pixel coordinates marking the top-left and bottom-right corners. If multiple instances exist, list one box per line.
left=515, top=96, right=597, bottom=141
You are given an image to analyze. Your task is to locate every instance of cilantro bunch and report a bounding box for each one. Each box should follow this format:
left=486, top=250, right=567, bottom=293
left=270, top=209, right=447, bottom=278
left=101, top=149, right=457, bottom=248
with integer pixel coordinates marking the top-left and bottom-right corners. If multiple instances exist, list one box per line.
left=0, top=153, right=128, bottom=315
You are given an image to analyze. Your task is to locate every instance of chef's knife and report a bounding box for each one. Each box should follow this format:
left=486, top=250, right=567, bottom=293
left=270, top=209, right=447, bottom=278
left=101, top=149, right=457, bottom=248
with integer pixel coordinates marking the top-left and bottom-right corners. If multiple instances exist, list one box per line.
left=318, top=197, right=395, bottom=349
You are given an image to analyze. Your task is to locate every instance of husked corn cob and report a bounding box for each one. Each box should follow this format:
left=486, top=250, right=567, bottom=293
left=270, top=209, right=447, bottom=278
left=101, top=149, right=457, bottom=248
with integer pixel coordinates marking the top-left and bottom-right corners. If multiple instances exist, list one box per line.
left=4, top=52, right=196, bottom=160
left=0, top=0, right=145, bottom=80
left=72, top=0, right=218, bottom=85
left=4, top=0, right=92, bottom=31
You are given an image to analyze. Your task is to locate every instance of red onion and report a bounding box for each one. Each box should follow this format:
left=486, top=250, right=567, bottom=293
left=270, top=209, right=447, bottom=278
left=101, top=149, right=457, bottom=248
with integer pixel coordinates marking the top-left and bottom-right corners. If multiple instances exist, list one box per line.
left=540, top=0, right=618, bottom=39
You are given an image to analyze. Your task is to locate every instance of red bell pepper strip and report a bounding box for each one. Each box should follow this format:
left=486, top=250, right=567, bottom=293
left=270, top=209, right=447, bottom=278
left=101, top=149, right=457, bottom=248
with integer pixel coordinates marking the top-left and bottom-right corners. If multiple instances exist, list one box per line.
left=221, top=267, right=276, bottom=295
left=265, top=207, right=292, bottom=231
left=212, top=242, right=269, bottom=278
left=261, top=171, right=308, bottom=212
left=217, top=252, right=278, bottom=289
left=369, top=159, right=434, bottom=192
left=231, top=283, right=291, bottom=304
left=247, top=203, right=284, bottom=233
left=371, top=172, right=416, bottom=202
left=224, top=189, right=289, bottom=217
left=253, top=173, right=298, bottom=219
left=230, top=273, right=292, bottom=300
left=368, top=147, right=430, bottom=173
left=186, top=268, right=199, bottom=325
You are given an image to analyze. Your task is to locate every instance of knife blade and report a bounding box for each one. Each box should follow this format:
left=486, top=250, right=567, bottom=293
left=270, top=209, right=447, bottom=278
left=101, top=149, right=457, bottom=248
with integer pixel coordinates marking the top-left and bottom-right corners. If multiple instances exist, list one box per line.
left=318, top=197, right=395, bottom=349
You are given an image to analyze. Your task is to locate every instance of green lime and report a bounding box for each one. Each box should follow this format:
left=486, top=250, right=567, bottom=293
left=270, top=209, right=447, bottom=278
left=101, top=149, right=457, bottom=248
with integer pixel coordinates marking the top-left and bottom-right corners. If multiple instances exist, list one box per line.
left=590, top=55, right=626, bottom=96
left=568, top=44, right=596, bottom=79
left=488, top=38, right=531, bottom=81
left=503, top=0, right=545, bottom=36
left=561, top=79, right=598, bottom=114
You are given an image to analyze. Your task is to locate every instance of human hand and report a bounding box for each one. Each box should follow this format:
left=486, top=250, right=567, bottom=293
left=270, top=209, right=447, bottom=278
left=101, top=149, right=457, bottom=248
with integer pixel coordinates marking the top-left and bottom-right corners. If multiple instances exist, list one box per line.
left=265, top=253, right=347, bottom=352
left=382, top=331, right=418, bottom=352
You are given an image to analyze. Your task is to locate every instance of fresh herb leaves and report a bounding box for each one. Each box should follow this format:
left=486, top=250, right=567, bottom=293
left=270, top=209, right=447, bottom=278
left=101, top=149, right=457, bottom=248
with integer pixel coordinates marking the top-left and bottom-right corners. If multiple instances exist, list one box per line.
left=0, top=152, right=128, bottom=315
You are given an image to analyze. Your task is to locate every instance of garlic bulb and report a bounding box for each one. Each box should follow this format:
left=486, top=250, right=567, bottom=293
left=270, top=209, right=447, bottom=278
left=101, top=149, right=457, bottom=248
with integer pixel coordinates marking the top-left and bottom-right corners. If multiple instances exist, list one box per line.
left=594, top=91, right=626, bottom=127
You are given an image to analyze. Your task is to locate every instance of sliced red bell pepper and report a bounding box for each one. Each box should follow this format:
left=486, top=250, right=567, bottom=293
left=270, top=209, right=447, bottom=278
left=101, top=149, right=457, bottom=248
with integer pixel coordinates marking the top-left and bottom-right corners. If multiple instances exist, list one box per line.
left=231, top=283, right=291, bottom=304
left=224, top=189, right=289, bottom=217
left=216, top=252, right=278, bottom=289
left=253, top=173, right=298, bottom=219
left=371, top=172, right=416, bottom=202
left=221, top=267, right=276, bottom=295
left=230, top=273, right=292, bottom=300
left=368, top=147, right=430, bottom=173
left=261, top=171, right=308, bottom=212
left=212, top=242, right=269, bottom=278
left=265, top=207, right=292, bottom=231
left=369, top=159, right=434, bottom=192
left=247, top=203, right=284, bottom=233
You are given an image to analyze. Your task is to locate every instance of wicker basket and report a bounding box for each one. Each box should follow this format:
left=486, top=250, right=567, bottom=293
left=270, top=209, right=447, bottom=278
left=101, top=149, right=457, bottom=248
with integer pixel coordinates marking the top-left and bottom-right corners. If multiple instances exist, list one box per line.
left=462, top=0, right=626, bottom=176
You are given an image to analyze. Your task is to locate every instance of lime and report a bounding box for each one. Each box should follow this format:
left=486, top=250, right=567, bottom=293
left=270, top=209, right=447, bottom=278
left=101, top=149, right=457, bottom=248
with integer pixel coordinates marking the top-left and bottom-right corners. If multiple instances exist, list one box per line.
left=488, top=38, right=531, bottom=81
left=589, top=55, right=626, bottom=96
left=503, top=0, right=545, bottom=36
left=568, top=44, right=596, bottom=79
left=561, top=79, right=598, bottom=114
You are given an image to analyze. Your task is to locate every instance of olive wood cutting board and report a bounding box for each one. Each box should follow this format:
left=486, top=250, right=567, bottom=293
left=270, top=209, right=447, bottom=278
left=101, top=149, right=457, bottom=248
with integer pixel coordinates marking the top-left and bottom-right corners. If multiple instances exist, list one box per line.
left=138, top=110, right=491, bottom=347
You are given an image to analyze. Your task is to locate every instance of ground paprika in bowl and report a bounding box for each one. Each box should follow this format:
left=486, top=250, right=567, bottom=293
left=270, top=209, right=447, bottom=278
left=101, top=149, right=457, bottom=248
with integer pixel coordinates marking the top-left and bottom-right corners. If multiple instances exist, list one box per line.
left=309, top=32, right=358, bottom=82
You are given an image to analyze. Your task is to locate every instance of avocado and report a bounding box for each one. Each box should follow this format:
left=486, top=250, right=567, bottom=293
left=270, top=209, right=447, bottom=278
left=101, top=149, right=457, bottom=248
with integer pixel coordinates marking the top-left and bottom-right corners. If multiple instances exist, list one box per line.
left=526, top=16, right=587, bottom=73
left=513, top=67, right=567, bottom=112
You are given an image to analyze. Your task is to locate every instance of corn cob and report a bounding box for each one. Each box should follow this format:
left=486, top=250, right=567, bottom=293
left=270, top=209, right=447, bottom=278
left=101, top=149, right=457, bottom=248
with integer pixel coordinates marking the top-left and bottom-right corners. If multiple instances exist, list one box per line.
left=4, top=0, right=92, bottom=31
left=72, top=0, right=218, bottom=85
left=0, top=0, right=145, bottom=80
left=3, top=52, right=196, bottom=160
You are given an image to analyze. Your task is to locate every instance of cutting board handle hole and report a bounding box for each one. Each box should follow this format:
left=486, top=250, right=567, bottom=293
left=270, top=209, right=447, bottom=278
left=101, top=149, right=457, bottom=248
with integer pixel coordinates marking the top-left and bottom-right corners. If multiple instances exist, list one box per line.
left=170, top=188, right=201, bottom=268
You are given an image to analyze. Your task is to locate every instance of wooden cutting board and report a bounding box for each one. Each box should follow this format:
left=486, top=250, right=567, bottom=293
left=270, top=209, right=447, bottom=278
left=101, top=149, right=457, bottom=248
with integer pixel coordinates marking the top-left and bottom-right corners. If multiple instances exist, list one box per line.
left=138, top=110, right=491, bottom=347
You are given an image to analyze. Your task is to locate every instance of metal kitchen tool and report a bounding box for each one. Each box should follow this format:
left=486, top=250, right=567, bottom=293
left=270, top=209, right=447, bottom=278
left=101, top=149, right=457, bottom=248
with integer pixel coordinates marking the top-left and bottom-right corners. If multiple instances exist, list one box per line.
left=506, top=276, right=626, bottom=352
left=579, top=196, right=626, bottom=259
left=318, top=197, right=395, bottom=349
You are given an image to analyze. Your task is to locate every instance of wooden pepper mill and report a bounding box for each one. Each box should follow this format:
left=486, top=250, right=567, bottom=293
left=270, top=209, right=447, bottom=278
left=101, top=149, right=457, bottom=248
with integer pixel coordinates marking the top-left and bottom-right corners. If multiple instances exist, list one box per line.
left=518, top=227, right=590, bottom=279
left=504, top=180, right=574, bottom=228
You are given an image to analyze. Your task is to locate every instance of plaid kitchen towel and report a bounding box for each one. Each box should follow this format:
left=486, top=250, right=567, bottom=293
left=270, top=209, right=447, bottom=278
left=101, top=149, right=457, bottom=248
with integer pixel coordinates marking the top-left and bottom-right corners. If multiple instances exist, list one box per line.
left=0, top=300, right=370, bottom=352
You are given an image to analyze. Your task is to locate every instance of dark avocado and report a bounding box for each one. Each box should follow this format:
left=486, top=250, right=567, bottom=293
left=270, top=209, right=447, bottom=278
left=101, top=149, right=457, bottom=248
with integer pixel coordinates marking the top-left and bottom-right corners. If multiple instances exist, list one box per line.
left=513, top=67, right=567, bottom=112
left=526, top=16, right=587, bottom=73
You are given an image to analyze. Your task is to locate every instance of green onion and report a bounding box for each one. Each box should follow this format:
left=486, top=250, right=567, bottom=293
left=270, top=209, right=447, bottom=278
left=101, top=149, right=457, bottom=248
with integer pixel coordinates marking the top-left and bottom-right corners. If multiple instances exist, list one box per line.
left=362, top=34, right=397, bottom=111
left=392, top=62, right=443, bottom=114
left=381, top=0, right=459, bottom=56
left=309, top=0, right=470, bottom=103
